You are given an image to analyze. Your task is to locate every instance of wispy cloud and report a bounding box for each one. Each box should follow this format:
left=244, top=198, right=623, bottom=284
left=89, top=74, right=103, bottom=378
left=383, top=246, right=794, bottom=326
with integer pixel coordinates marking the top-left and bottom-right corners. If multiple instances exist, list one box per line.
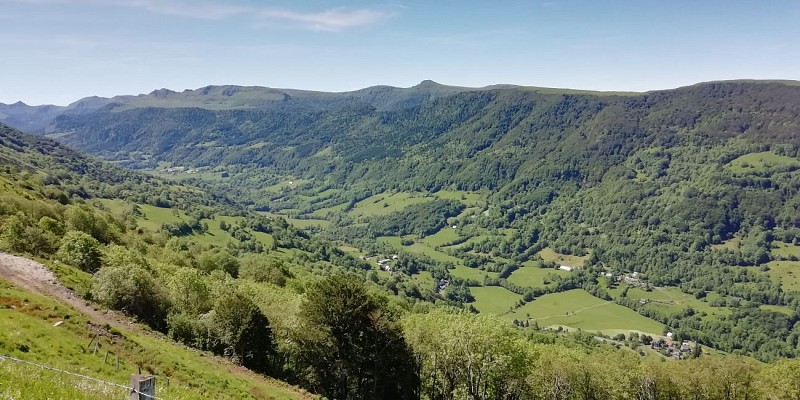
left=119, top=0, right=250, bottom=20
left=260, top=8, right=390, bottom=31
left=5, top=0, right=392, bottom=30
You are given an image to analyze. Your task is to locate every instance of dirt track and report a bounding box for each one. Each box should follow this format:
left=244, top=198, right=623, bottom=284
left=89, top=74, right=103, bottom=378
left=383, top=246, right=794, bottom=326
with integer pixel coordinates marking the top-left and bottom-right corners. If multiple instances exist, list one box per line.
left=0, top=252, right=146, bottom=333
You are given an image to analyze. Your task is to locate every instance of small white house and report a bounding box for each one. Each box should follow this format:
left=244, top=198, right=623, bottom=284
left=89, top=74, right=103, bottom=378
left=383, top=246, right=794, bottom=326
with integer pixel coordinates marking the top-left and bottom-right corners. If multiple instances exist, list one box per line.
left=559, top=265, right=573, bottom=272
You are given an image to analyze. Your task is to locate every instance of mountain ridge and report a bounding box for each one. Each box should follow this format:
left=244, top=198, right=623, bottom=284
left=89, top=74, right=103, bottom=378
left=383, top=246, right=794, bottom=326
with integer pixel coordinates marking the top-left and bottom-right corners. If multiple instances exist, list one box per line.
left=4, top=79, right=798, bottom=135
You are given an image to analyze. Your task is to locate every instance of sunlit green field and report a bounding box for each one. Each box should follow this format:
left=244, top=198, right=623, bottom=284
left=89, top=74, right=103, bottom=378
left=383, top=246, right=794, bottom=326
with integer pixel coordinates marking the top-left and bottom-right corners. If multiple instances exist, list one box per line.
left=378, top=236, right=461, bottom=264
left=420, top=228, right=461, bottom=247
left=470, top=286, right=522, bottom=315
left=507, top=289, right=665, bottom=336
left=507, top=265, right=569, bottom=288
left=263, top=178, right=309, bottom=193
left=349, top=192, right=432, bottom=217
left=536, top=247, right=589, bottom=268
left=726, top=151, right=800, bottom=173
left=760, top=304, right=796, bottom=316
left=623, top=286, right=731, bottom=318
left=431, top=190, right=485, bottom=206
left=258, top=212, right=331, bottom=229
left=772, top=242, right=800, bottom=259
left=766, top=260, right=800, bottom=291
left=449, top=265, right=497, bottom=282
left=711, top=236, right=742, bottom=251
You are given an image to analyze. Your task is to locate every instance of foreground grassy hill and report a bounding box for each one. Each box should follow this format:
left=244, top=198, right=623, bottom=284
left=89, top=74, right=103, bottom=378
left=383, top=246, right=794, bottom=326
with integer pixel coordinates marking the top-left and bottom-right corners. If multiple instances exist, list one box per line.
left=0, top=276, right=311, bottom=399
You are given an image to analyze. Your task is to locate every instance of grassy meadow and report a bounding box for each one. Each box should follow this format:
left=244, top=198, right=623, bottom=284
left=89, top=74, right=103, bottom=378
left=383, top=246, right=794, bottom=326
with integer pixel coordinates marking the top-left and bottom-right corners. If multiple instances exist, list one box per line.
left=419, top=228, right=461, bottom=247
left=449, top=265, right=498, bottom=282
left=349, top=192, right=432, bottom=217
left=772, top=241, right=800, bottom=259
left=378, top=236, right=461, bottom=264
left=537, top=247, right=589, bottom=268
left=765, top=260, right=800, bottom=291
left=507, top=289, right=665, bottom=336
left=726, top=151, right=800, bottom=173
left=507, top=264, right=569, bottom=288
left=470, top=286, right=522, bottom=315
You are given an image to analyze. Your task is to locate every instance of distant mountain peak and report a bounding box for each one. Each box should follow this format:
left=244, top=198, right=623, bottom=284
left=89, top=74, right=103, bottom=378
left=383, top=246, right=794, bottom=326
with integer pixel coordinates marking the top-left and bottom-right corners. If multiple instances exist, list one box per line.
left=150, top=88, right=176, bottom=97
left=415, top=80, right=443, bottom=88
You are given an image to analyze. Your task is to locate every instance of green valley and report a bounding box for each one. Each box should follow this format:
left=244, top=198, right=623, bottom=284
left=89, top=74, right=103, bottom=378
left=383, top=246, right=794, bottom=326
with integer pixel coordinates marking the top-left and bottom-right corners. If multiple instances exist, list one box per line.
left=3, top=79, right=800, bottom=398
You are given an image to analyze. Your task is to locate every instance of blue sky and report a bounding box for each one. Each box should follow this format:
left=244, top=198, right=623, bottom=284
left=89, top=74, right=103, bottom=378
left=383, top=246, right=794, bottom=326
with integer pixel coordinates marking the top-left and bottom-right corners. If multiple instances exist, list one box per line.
left=2, top=0, right=799, bottom=105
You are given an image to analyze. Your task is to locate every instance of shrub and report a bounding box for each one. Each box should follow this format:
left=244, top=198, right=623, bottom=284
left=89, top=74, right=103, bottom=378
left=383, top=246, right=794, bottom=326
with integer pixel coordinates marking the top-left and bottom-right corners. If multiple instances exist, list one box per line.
left=54, top=231, right=102, bottom=272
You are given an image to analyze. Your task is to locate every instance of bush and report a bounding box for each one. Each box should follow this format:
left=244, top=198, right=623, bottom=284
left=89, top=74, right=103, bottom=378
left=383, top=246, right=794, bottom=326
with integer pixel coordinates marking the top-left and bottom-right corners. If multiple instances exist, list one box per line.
left=91, top=264, right=170, bottom=331
left=238, top=254, right=289, bottom=286
left=54, top=231, right=102, bottom=272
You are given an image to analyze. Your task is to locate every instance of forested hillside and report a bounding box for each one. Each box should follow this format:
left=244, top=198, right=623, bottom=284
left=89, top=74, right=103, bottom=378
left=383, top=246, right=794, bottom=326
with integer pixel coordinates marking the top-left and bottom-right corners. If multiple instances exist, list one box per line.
left=10, top=80, right=800, bottom=363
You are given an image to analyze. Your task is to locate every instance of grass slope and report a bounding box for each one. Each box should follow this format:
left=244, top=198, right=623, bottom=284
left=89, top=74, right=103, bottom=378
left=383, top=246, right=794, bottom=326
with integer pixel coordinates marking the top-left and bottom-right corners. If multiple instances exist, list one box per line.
left=507, top=265, right=569, bottom=288
left=349, top=192, right=432, bottom=217
left=726, top=151, right=800, bottom=173
left=766, top=261, right=800, bottom=291
left=508, top=289, right=665, bottom=336
left=0, top=279, right=310, bottom=400
left=537, top=248, right=589, bottom=268
left=470, top=286, right=522, bottom=315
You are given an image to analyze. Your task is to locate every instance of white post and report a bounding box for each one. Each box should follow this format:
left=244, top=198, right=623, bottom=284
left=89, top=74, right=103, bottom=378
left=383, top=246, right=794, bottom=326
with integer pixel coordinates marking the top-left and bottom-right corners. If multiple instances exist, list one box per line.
left=129, top=374, right=155, bottom=399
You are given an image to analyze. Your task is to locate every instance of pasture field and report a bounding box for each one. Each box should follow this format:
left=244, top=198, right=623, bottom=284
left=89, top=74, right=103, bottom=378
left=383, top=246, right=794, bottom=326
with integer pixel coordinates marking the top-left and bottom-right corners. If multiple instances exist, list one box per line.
left=187, top=215, right=245, bottom=247
left=726, top=151, right=800, bottom=173
left=507, top=289, right=665, bottom=336
left=338, top=245, right=362, bottom=256
left=449, top=265, right=498, bottom=282
left=263, top=178, right=309, bottom=193
left=136, top=204, right=187, bottom=231
left=95, top=199, right=188, bottom=231
left=98, top=200, right=269, bottom=248
left=308, top=202, right=349, bottom=218
left=760, top=304, right=796, bottom=316
left=411, top=271, right=436, bottom=289
left=623, top=286, right=730, bottom=318
left=94, top=198, right=130, bottom=216
left=432, top=190, right=485, bottom=206
left=349, top=192, right=432, bottom=217
left=442, top=234, right=490, bottom=249
left=0, top=279, right=306, bottom=400
left=772, top=241, right=800, bottom=259
left=420, top=228, right=461, bottom=247
left=378, top=236, right=461, bottom=264
left=765, top=260, right=800, bottom=291
left=470, top=286, right=522, bottom=315
left=307, top=188, right=341, bottom=203
left=507, top=265, right=569, bottom=288
left=447, top=207, right=483, bottom=224
left=711, top=236, right=742, bottom=251
left=250, top=231, right=276, bottom=249
left=537, top=247, right=589, bottom=268
left=258, top=212, right=331, bottom=229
